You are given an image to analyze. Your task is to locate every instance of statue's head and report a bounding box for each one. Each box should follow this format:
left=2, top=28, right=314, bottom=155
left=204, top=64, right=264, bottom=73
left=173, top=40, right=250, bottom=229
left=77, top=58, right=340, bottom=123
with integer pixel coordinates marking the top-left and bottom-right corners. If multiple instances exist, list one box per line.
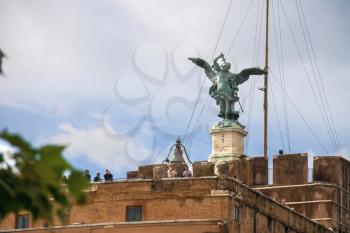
left=222, top=62, right=231, bottom=71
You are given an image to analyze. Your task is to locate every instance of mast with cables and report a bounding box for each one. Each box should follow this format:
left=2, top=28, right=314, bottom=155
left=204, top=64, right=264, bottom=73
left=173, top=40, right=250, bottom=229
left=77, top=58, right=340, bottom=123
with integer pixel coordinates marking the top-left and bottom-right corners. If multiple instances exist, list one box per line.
left=263, top=0, right=269, bottom=159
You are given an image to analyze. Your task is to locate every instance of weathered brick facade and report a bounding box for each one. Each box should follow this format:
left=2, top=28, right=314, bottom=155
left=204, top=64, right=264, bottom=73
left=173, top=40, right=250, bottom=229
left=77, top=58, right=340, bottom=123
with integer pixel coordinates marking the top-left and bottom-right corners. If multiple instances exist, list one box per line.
left=255, top=154, right=350, bottom=232
left=2, top=153, right=349, bottom=232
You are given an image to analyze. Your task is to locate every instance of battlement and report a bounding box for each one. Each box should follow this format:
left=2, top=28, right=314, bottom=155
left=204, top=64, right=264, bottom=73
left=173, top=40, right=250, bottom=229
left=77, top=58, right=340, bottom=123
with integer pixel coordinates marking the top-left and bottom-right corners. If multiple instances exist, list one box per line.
left=127, top=154, right=350, bottom=189
left=124, top=154, right=350, bottom=231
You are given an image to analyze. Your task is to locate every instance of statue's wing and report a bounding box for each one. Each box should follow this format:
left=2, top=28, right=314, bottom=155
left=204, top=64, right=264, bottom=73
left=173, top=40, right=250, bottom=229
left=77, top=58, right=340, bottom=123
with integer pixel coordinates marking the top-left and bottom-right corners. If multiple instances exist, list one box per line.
left=237, top=67, right=267, bottom=85
left=188, top=57, right=217, bottom=82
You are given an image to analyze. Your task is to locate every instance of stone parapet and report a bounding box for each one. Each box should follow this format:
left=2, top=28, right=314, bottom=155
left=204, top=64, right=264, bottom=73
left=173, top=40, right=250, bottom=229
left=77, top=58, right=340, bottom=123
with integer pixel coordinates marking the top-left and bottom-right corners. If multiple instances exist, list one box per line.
left=313, top=156, right=350, bottom=192
left=193, top=161, right=214, bottom=177
left=273, top=153, right=308, bottom=185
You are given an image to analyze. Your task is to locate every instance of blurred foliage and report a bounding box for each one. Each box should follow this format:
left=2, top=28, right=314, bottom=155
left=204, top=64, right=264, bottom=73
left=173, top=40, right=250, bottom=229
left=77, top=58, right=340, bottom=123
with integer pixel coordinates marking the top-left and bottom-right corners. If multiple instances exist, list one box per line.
left=0, top=129, right=88, bottom=224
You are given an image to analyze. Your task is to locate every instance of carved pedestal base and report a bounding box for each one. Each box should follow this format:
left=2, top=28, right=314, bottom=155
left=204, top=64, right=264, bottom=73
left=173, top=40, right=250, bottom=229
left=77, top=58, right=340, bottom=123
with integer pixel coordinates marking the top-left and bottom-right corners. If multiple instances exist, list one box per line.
left=208, top=123, right=247, bottom=163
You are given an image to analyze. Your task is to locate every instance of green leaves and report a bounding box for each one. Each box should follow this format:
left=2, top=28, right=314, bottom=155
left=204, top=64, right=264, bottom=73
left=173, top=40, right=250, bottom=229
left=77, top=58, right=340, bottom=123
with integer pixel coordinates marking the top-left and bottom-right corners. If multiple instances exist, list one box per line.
left=67, top=170, right=88, bottom=204
left=0, top=153, right=4, bottom=163
left=0, top=129, right=88, bottom=224
left=0, top=129, right=32, bottom=152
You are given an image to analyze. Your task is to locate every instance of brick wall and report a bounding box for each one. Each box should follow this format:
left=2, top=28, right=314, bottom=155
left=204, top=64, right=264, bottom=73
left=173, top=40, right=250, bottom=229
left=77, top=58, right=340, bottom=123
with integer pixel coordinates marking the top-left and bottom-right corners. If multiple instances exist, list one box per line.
left=273, top=153, right=308, bottom=185
left=0, top=177, right=332, bottom=233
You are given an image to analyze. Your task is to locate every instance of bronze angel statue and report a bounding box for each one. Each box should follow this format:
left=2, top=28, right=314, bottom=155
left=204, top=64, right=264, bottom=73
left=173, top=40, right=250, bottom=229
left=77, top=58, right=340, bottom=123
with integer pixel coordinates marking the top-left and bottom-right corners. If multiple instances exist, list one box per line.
left=188, top=53, right=266, bottom=126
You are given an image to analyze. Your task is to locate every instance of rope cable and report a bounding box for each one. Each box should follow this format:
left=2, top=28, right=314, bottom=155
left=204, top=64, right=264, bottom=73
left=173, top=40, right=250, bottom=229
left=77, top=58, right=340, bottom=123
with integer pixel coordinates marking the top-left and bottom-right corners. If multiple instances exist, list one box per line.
left=252, top=0, right=262, bottom=66
left=246, top=0, right=264, bottom=150
left=190, top=0, right=257, bottom=141
left=269, top=68, right=330, bottom=154
left=280, top=1, right=339, bottom=155
left=294, top=0, right=341, bottom=155
left=277, top=0, right=291, bottom=152
left=254, top=0, right=266, bottom=66
left=227, top=0, right=256, bottom=55
left=270, top=78, right=286, bottom=149
left=245, top=79, right=257, bottom=150
left=182, top=0, right=234, bottom=143
left=271, top=0, right=286, bottom=150
left=195, top=95, right=210, bottom=123
left=296, top=0, right=342, bottom=155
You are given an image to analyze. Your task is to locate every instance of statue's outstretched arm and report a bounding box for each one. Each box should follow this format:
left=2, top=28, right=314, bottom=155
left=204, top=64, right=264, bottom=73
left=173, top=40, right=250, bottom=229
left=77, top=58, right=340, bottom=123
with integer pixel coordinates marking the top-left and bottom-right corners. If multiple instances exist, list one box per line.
left=188, top=57, right=217, bottom=82
left=212, top=53, right=223, bottom=72
left=237, top=67, right=267, bottom=85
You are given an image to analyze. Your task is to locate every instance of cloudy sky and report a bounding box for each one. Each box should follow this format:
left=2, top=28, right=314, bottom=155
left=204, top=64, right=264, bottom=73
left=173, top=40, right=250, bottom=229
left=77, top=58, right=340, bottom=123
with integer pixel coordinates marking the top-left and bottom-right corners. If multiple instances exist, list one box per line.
left=0, top=0, right=349, bottom=178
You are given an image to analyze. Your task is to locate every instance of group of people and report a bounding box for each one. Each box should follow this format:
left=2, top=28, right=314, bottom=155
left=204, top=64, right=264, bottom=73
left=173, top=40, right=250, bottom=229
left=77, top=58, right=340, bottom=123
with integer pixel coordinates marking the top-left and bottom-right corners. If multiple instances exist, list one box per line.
left=83, top=169, right=114, bottom=182
left=167, top=164, right=192, bottom=178
left=61, top=165, right=192, bottom=184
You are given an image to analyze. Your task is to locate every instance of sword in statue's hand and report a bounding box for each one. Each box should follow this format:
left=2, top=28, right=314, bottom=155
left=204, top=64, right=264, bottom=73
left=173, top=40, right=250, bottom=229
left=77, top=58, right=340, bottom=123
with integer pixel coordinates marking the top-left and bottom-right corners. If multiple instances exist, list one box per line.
left=238, top=99, right=244, bottom=113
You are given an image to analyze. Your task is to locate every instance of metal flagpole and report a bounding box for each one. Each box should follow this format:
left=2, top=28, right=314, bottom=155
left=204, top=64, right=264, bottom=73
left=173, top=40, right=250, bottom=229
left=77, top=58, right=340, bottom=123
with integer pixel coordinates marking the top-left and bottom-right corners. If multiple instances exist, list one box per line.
left=263, top=0, right=269, bottom=159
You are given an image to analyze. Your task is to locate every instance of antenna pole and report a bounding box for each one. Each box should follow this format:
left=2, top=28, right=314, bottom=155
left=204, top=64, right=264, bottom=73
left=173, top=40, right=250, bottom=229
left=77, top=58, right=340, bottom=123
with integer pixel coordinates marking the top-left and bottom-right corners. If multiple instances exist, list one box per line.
left=263, top=0, right=269, bottom=159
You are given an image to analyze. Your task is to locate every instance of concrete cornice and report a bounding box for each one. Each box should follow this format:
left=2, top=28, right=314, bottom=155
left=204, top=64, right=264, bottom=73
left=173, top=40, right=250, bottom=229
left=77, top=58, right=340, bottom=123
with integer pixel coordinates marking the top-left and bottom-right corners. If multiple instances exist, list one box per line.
left=0, top=219, right=225, bottom=232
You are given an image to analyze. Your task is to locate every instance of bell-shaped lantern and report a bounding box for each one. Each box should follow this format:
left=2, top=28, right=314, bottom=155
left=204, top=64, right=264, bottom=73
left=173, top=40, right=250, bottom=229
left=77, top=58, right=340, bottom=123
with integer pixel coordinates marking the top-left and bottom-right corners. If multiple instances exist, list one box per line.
left=163, top=138, right=192, bottom=177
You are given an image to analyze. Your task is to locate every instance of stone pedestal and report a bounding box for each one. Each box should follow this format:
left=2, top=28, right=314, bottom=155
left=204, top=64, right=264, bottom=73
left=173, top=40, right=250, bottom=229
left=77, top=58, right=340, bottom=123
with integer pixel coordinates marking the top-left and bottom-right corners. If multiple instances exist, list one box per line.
left=208, top=123, right=247, bottom=163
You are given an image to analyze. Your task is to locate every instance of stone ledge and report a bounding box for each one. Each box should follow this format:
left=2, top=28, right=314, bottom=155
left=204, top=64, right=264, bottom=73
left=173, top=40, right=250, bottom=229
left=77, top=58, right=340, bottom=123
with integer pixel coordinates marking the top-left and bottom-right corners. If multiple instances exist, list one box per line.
left=0, top=219, right=226, bottom=232
left=211, top=189, right=233, bottom=197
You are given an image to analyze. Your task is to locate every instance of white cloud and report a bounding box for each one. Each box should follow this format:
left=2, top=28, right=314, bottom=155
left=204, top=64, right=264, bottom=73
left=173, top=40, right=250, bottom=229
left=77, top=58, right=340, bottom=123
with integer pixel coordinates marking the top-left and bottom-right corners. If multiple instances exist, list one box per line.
left=0, top=140, right=16, bottom=169
left=0, top=0, right=349, bottom=162
left=46, top=122, right=158, bottom=171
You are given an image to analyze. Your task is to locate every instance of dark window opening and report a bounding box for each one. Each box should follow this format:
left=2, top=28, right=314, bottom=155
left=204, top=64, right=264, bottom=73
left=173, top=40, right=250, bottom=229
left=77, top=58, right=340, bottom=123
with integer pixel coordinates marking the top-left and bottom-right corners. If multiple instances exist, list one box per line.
left=233, top=206, right=240, bottom=222
left=15, top=214, right=29, bottom=229
left=253, top=211, right=257, bottom=233
left=268, top=217, right=272, bottom=232
left=126, top=206, right=142, bottom=222
left=284, top=225, right=289, bottom=233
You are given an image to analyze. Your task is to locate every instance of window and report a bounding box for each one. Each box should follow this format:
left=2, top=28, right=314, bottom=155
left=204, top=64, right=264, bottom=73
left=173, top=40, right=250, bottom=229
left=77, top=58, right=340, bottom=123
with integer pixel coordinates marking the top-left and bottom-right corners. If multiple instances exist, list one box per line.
left=253, top=211, right=256, bottom=233
left=233, top=206, right=240, bottom=222
left=15, top=214, right=29, bottom=229
left=268, top=217, right=272, bottom=232
left=284, top=226, right=289, bottom=233
left=126, top=206, right=142, bottom=222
